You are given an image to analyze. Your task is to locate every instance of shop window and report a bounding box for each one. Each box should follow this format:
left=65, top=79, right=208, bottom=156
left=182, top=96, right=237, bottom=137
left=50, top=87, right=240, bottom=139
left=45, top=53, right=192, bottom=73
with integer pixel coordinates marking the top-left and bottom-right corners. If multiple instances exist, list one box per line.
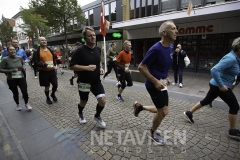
left=178, top=36, right=198, bottom=70
left=89, top=9, right=94, bottom=26
left=110, top=1, right=116, bottom=21
left=228, top=32, right=240, bottom=51
left=198, top=34, right=225, bottom=70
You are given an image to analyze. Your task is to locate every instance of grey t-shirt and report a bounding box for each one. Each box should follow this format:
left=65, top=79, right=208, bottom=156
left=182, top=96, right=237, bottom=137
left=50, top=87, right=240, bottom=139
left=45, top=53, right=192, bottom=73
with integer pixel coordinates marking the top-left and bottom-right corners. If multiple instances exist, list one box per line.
left=0, top=56, right=24, bottom=79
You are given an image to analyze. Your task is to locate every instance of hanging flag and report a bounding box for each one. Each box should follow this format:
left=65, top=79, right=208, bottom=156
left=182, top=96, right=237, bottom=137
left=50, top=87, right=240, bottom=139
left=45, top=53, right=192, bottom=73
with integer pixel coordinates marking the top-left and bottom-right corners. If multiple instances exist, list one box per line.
left=100, top=0, right=106, bottom=36
left=100, top=0, right=110, bottom=37
left=186, top=0, right=193, bottom=16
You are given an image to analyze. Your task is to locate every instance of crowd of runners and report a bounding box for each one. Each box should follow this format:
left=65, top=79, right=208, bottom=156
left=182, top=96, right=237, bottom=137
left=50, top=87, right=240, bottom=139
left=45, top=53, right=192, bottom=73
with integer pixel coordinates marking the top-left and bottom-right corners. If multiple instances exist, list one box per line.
left=0, top=21, right=240, bottom=143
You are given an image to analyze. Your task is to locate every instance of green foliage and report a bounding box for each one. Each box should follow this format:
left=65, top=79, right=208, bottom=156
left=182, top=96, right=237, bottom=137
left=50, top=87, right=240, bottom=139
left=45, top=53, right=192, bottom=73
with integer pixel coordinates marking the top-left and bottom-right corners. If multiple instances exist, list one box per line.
left=30, top=0, right=86, bottom=33
left=30, top=0, right=86, bottom=57
left=0, top=15, right=15, bottom=47
left=19, top=7, right=50, bottom=46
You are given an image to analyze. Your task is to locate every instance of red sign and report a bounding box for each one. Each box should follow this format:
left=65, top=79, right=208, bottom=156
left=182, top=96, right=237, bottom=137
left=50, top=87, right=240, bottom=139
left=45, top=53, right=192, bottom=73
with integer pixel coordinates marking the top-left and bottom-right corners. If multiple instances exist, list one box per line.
left=177, top=25, right=214, bottom=35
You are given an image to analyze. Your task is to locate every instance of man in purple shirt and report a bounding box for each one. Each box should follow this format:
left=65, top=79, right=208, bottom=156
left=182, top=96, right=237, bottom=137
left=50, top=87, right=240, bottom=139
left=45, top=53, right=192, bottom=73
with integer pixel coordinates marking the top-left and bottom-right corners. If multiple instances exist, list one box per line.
left=133, top=20, right=178, bottom=145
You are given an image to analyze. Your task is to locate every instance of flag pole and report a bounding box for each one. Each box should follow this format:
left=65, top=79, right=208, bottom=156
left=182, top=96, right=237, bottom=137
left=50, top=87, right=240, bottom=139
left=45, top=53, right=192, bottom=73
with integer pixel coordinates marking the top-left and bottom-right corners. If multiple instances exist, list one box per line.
left=103, top=36, right=107, bottom=73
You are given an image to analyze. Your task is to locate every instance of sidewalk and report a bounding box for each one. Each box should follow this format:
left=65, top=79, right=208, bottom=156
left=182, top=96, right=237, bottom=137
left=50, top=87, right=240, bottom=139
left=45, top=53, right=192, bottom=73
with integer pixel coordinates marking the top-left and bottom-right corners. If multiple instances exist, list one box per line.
left=0, top=79, right=91, bottom=160
left=0, top=66, right=239, bottom=160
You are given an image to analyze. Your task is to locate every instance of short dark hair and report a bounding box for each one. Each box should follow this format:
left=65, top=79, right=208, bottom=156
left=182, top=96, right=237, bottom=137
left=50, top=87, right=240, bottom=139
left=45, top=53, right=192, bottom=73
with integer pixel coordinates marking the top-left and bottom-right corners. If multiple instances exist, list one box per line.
left=7, top=45, right=14, bottom=51
left=11, top=38, right=18, bottom=42
left=82, top=26, right=94, bottom=38
left=111, top=42, right=115, bottom=47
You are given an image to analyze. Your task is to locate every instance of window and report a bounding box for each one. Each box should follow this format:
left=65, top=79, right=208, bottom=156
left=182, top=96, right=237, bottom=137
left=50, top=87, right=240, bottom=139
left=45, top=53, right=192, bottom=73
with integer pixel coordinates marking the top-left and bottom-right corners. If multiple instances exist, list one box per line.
left=110, top=1, right=116, bottom=21
left=105, top=4, right=109, bottom=21
left=181, top=0, right=201, bottom=9
left=85, top=11, right=89, bottom=26
left=147, top=0, right=152, bottom=16
left=162, top=0, right=177, bottom=13
left=153, top=0, right=159, bottom=15
left=130, top=0, right=135, bottom=19
left=89, top=9, right=94, bottom=26
left=141, top=0, right=146, bottom=17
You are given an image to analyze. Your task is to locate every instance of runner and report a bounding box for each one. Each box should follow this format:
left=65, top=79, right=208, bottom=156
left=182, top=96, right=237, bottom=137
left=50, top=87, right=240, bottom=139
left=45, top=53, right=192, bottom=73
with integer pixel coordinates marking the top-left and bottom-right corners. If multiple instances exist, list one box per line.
left=70, top=26, right=106, bottom=128
left=53, top=48, right=64, bottom=75
left=0, top=45, right=32, bottom=111
left=133, top=20, right=178, bottom=145
left=115, top=40, right=133, bottom=102
left=102, top=42, right=118, bottom=81
left=33, top=37, right=58, bottom=105
left=183, top=37, right=240, bottom=140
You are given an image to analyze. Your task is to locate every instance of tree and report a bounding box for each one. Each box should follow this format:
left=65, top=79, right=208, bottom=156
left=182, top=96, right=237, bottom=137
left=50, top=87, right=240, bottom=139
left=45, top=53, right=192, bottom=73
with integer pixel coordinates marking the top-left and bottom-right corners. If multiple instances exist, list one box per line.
left=30, top=0, right=86, bottom=59
left=19, top=7, right=50, bottom=48
left=0, top=15, right=15, bottom=47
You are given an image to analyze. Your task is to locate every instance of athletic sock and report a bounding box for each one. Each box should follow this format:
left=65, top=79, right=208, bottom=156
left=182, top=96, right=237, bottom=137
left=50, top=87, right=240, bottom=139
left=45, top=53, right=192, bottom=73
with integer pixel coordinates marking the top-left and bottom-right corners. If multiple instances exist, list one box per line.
left=45, top=91, right=50, bottom=100
left=151, top=128, right=155, bottom=136
left=95, top=104, right=104, bottom=117
left=78, top=104, right=85, bottom=114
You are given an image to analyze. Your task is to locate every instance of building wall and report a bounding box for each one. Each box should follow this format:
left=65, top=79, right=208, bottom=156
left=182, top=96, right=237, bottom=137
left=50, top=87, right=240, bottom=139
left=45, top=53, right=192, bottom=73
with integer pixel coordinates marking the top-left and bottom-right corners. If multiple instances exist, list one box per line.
left=12, top=13, right=30, bottom=49
left=127, top=16, right=240, bottom=39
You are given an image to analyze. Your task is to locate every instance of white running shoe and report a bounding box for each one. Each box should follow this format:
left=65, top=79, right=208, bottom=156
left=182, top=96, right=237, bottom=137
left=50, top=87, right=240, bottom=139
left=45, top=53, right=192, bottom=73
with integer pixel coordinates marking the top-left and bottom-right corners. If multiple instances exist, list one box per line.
left=78, top=114, right=86, bottom=124
left=25, top=103, right=32, bottom=111
left=94, top=116, right=106, bottom=128
left=179, top=83, right=183, bottom=88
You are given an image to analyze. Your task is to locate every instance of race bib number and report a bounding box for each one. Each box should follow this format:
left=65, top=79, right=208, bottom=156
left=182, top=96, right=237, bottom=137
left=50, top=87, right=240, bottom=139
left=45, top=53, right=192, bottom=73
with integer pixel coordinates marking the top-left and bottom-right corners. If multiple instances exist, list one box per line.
left=57, top=56, right=61, bottom=59
left=12, top=71, right=23, bottom=78
left=160, top=79, right=168, bottom=91
left=46, top=61, right=54, bottom=67
left=113, top=57, right=116, bottom=61
left=78, top=83, right=91, bottom=92
left=125, top=63, right=130, bottom=70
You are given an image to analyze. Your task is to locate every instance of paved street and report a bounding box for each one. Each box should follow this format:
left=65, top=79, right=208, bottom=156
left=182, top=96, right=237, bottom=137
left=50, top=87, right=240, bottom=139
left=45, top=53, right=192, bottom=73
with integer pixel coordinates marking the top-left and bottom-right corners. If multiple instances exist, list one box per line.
left=0, top=65, right=240, bottom=160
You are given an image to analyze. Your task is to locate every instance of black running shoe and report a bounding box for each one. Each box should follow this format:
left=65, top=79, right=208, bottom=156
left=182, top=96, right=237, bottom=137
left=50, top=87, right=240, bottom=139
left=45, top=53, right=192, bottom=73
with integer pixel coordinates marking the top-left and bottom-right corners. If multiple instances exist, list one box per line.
left=183, top=111, right=194, bottom=123
left=208, top=102, right=213, bottom=108
left=70, top=78, right=73, bottom=85
left=46, top=99, right=53, bottom=104
left=51, top=94, right=58, bottom=102
left=133, top=101, right=142, bottom=117
left=229, top=129, right=240, bottom=140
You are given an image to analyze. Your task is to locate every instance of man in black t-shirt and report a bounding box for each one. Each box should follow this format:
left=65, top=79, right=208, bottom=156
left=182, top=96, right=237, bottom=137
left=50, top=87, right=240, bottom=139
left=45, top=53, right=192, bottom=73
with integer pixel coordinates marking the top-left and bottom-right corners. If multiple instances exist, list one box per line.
left=69, top=42, right=82, bottom=85
left=70, top=26, right=106, bottom=128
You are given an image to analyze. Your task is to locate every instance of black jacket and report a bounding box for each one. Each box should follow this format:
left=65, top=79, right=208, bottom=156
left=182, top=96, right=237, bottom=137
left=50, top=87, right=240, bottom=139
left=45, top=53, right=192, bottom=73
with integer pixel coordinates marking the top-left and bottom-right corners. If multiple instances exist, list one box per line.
left=33, top=47, right=56, bottom=68
left=172, top=50, right=186, bottom=68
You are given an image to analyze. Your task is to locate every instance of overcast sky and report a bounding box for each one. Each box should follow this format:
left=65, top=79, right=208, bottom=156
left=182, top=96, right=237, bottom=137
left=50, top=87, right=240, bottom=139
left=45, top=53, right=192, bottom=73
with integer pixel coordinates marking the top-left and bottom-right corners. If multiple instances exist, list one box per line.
left=0, top=0, right=96, bottom=19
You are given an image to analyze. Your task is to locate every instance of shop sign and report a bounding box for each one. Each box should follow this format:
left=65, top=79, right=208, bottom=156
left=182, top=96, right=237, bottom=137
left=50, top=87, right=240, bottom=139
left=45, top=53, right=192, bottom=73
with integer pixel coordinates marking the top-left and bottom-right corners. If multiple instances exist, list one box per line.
left=177, top=25, right=214, bottom=35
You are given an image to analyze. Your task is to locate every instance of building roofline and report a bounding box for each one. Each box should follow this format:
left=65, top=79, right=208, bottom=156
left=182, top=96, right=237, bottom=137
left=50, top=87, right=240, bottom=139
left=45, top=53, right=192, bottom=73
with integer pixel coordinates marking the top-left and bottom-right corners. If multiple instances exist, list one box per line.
left=12, top=11, right=21, bottom=19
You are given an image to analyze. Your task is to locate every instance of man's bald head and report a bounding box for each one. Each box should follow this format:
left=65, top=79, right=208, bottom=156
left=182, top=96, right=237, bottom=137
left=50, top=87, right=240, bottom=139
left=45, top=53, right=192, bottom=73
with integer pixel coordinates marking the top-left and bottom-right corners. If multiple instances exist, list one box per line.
left=38, top=37, right=47, bottom=47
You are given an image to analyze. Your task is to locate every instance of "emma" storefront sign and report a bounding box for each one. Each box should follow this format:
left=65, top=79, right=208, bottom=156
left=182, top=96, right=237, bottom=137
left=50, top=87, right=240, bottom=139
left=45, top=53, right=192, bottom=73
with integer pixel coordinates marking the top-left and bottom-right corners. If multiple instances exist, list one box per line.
left=177, top=25, right=214, bottom=35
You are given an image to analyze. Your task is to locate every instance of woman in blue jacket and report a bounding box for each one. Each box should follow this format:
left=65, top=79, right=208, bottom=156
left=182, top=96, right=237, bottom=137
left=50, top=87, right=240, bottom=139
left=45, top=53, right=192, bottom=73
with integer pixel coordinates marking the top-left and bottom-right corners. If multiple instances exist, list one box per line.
left=184, top=37, right=240, bottom=140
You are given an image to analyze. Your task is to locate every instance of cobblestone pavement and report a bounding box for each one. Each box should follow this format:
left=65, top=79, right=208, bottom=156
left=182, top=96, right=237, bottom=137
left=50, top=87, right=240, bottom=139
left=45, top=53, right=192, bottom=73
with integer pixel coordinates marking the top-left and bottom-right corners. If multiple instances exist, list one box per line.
left=0, top=66, right=240, bottom=160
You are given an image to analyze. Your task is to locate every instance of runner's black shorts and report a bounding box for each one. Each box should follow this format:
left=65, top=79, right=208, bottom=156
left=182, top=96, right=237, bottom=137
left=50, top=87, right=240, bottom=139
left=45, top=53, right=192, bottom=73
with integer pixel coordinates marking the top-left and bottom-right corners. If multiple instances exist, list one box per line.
left=146, top=87, right=169, bottom=109
left=78, top=81, right=105, bottom=102
left=39, top=70, right=58, bottom=87
left=56, top=60, right=62, bottom=64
